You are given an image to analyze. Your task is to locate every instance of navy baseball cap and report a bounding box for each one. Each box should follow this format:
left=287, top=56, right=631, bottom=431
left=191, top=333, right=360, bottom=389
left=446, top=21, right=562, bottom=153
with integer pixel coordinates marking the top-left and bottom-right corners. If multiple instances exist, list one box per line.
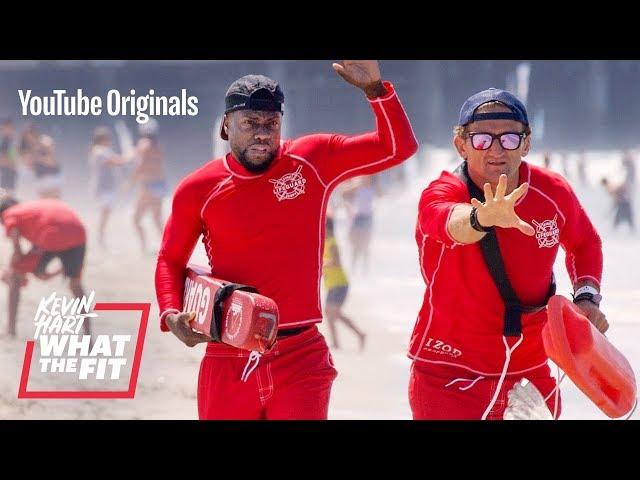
left=458, top=88, right=529, bottom=127
left=221, top=74, right=285, bottom=140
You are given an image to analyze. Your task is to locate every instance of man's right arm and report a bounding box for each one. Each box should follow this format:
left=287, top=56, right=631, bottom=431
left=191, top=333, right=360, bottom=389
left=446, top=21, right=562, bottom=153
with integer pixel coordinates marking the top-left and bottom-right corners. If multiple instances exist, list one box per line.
left=154, top=178, right=204, bottom=332
left=419, top=173, right=533, bottom=246
left=417, top=173, right=470, bottom=248
left=446, top=204, right=489, bottom=244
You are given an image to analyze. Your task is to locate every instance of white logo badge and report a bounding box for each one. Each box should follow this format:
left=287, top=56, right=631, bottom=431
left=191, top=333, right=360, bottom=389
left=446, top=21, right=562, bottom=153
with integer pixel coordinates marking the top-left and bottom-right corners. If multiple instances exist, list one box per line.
left=532, top=214, right=560, bottom=248
left=225, top=301, right=243, bottom=341
left=269, top=165, right=306, bottom=201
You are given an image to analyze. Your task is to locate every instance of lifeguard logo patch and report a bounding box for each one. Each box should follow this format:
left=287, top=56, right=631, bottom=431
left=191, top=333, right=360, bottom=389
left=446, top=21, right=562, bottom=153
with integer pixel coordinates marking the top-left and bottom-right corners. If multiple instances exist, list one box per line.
left=533, top=214, right=559, bottom=248
left=269, top=165, right=306, bottom=201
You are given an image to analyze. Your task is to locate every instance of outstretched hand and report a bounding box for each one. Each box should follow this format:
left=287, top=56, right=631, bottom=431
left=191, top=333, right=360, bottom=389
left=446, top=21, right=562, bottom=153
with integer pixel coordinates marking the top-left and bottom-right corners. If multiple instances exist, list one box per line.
left=471, top=174, right=534, bottom=236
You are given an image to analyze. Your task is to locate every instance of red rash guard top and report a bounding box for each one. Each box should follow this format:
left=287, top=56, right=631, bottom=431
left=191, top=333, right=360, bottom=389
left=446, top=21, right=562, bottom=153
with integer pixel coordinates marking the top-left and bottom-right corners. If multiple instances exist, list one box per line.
left=155, top=82, right=418, bottom=332
left=2, top=199, right=86, bottom=250
left=409, top=162, right=603, bottom=375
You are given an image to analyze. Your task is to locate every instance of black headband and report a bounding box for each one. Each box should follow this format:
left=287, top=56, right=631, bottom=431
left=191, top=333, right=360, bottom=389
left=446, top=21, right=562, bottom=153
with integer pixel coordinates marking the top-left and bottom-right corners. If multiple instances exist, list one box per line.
left=224, top=88, right=284, bottom=115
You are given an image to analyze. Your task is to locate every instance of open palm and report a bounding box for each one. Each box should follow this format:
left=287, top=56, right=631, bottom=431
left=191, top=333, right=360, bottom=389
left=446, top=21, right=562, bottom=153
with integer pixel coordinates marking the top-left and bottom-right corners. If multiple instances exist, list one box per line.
left=471, top=174, right=534, bottom=236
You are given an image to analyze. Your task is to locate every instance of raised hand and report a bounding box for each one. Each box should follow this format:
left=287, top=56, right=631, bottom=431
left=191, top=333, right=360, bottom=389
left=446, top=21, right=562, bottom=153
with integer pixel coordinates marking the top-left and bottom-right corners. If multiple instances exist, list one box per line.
left=331, top=61, right=386, bottom=97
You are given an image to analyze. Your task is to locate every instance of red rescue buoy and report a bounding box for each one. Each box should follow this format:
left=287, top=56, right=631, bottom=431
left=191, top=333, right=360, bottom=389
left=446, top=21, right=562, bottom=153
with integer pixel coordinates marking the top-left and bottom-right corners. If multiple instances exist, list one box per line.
left=183, top=264, right=279, bottom=353
left=543, top=295, right=636, bottom=418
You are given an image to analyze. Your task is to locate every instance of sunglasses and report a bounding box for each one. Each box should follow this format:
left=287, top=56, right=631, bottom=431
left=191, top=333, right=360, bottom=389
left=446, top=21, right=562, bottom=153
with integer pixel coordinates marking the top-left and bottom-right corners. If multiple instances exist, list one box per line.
left=468, top=132, right=527, bottom=151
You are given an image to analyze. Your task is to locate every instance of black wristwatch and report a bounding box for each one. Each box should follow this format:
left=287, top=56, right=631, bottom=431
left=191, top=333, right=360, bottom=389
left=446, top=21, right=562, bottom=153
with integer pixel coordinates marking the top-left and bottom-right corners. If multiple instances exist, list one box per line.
left=573, top=292, right=602, bottom=307
left=470, top=206, right=494, bottom=233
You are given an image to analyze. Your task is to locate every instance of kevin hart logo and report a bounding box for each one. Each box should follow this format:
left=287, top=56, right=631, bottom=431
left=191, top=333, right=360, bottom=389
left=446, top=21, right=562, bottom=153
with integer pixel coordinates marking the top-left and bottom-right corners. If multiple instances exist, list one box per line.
left=18, top=291, right=149, bottom=399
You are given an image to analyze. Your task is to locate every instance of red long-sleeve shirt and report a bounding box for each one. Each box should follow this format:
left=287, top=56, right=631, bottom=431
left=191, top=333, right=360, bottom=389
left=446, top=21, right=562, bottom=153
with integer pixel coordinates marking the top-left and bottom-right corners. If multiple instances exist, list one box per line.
left=2, top=199, right=86, bottom=251
left=409, top=162, right=603, bottom=375
left=155, top=82, right=418, bottom=331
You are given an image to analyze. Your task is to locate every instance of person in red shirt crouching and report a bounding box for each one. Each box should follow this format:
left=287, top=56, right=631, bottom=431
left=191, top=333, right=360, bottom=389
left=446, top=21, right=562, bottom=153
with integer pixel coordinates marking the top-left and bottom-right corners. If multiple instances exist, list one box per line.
left=0, top=190, right=90, bottom=338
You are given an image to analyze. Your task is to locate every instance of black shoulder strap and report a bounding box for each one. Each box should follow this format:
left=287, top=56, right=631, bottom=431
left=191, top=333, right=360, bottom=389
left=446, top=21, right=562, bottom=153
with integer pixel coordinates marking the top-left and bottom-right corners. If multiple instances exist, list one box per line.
left=453, top=162, right=523, bottom=337
left=211, top=283, right=259, bottom=341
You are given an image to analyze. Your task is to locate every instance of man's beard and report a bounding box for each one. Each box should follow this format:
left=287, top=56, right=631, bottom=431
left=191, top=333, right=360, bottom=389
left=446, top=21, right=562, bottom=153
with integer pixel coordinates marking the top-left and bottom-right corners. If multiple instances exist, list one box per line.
left=236, top=147, right=277, bottom=173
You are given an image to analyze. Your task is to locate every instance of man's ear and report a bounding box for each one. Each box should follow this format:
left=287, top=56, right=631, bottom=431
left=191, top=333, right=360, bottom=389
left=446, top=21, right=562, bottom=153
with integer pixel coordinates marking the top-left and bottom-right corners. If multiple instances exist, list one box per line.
left=521, top=133, right=532, bottom=157
left=454, top=135, right=467, bottom=160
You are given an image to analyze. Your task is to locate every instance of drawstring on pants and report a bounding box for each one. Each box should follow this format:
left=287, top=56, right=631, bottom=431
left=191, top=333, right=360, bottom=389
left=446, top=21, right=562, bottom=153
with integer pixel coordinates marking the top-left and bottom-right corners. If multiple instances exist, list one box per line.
left=543, top=364, right=565, bottom=420
left=445, top=376, right=485, bottom=391
left=480, top=334, right=523, bottom=420
left=241, top=351, right=262, bottom=382
left=443, top=336, right=524, bottom=420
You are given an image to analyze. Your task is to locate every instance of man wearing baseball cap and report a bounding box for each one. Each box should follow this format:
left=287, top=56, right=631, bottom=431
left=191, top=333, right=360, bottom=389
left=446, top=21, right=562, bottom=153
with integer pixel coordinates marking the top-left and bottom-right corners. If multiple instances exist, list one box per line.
left=155, top=61, right=418, bottom=419
left=407, top=87, right=606, bottom=419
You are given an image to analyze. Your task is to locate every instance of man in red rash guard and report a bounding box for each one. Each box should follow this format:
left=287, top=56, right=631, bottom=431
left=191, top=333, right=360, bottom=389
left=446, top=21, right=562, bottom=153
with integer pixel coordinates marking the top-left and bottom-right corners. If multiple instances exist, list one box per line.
left=0, top=191, right=90, bottom=338
left=408, top=88, right=607, bottom=420
left=155, top=60, right=418, bottom=420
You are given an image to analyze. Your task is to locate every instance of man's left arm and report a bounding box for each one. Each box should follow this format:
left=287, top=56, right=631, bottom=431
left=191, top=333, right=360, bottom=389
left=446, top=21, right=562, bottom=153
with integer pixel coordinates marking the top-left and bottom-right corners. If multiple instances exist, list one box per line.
left=318, top=60, right=418, bottom=183
left=560, top=186, right=608, bottom=333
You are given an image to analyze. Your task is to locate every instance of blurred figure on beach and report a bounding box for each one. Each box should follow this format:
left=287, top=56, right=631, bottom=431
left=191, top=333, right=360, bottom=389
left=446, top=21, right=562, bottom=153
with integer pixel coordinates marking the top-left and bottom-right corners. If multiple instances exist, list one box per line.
left=601, top=176, right=634, bottom=232
left=342, top=175, right=381, bottom=275
left=322, top=214, right=366, bottom=351
left=89, top=126, right=131, bottom=249
left=128, top=119, right=167, bottom=254
left=0, top=191, right=90, bottom=338
left=19, top=124, right=63, bottom=199
left=622, top=149, right=636, bottom=187
left=0, top=119, right=18, bottom=196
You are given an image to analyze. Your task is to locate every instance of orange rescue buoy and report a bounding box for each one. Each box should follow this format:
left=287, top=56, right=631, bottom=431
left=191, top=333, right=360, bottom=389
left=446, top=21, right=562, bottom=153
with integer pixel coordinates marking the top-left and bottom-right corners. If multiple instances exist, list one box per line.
left=543, top=295, right=636, bottom=418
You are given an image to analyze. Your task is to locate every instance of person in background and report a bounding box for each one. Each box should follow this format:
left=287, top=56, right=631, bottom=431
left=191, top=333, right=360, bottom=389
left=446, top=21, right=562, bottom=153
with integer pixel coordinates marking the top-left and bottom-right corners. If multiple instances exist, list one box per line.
left=322, top=214, right=366, bottom=351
